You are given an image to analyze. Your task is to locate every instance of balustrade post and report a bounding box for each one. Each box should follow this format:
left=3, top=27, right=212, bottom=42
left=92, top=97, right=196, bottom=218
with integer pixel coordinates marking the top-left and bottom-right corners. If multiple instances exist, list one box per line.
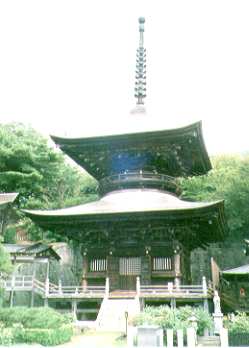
left=105, top=277, right=109, bottom=296
left=10, top=274, right=15, bottom=307
left=58, top=279, right=62, bottom=294
left=136, top=276, right=140, bottom=297
left=168, top=281, right=173, bottom=294
left=11, top=274, right=15, bottom=289
left=45, top=277, right=49, bottom=297
left=202, top=276, right=207, bottom=295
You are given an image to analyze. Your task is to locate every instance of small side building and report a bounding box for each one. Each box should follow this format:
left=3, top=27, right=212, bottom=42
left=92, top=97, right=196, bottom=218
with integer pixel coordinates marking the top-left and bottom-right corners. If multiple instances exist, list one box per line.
left=221, top=264, right=249, bottom=312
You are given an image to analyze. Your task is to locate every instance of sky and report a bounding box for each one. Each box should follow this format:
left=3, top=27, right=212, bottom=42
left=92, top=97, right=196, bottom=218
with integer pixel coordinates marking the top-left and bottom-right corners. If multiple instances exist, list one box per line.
left=0, top=0, right=249, bottom=155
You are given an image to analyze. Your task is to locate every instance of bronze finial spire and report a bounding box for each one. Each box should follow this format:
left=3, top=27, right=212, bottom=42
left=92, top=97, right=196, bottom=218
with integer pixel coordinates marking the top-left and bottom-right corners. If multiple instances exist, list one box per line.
left=134, top=17, right=146, bottom=106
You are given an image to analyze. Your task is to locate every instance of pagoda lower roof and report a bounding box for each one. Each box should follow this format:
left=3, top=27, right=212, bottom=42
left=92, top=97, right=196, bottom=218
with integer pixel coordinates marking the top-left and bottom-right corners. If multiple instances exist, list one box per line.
left=51, top=122, right=211, bottom=180
left=24, top=189, right=226, bottom=249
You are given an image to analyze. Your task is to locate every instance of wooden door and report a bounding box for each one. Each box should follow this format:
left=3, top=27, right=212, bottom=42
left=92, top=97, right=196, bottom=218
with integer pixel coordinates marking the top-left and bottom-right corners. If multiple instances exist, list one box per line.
left=119, top=257, right=141, bottom=290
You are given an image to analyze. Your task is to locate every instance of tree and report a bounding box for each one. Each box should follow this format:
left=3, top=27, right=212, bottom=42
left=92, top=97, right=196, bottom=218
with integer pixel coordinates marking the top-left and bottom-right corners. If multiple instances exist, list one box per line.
left=0, top=123, right=98, bottom=241
left=0, top=240, right=12, bottom=278
left=181, top=154, right=249, bottom=241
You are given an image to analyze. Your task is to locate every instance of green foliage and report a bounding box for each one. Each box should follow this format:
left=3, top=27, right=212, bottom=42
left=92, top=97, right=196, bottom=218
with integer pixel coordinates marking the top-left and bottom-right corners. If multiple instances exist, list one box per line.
left=0, top=307, right=73, bottom=346
left=0, top=122, right=98, bottom=241
left=0, top=241, right=12, bottom=277
left=0, top=307, right=72, bottom=328
left=133, top=306, right=212, bottom=336
left=181, top=154, right=249, bottom=241
left=224, top=312, right=249, bottom=334
left=0, top=323, right=14, bottom=346
left=18, top=325, right=73, bottom=346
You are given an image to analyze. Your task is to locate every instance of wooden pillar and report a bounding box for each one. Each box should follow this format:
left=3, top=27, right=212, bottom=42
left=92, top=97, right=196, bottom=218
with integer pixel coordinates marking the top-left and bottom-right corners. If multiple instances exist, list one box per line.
left=174, top=253, right=181, bottom=284
left=30, top=262, right=37, bottom=307
left=182, top=249, right=192, bottom=284
left=10, top=274, right=15, bottom=307
left=46, top=260, right=50, bottom=281
left=72, top=300, right=77, bottom=320
left=140, top=255, right=151, bottom=285
left=82, top=256, right=88, bottom=289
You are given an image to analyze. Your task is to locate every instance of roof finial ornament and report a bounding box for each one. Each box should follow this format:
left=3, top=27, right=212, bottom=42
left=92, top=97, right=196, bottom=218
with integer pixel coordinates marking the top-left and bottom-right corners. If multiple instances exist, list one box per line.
left=131, top=17, right=147, bottom=114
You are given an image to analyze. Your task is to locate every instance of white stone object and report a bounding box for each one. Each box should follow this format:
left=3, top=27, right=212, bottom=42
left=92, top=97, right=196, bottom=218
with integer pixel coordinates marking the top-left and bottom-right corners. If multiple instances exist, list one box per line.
left=187, top=327, right=196, bottom=348
left=137, top=325, right=161, bottom=347
left=127, top=326, right=136, bottom=347
left=158, top=329, right=163, bottom=347
left=213, top=290, right=221, bottom=314
left=220, top=328, right=229, bottom=348
left=166, top=329, right=173, bottom=348
left=213, top=312, right=224, bottom=335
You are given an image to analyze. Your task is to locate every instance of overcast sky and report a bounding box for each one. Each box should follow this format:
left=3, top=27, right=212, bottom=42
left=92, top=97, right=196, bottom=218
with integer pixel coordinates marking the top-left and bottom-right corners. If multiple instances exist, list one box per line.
left=0, top=0, right=249, bottom=155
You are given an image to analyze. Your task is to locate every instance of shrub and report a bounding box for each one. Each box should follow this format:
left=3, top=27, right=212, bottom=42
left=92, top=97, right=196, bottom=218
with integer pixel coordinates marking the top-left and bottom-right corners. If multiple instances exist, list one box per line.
left=0, top=324, right=14, bottom=346
left=0, top=307, right=71, bottom=329
left=0, top=307, right=73, bottom=346
left=224, top=312, right=249, bottom=334
left=19, top=325, right=73, bottom=346
left=133, top=305, right=212, bottom=336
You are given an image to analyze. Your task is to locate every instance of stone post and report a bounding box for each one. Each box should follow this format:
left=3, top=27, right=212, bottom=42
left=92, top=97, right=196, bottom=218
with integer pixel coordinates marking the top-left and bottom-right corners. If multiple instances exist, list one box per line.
left=166, top=329, right=173, bottom=348
left=177, top=329, right=184, bottom=348
left=220, top=328, right=229, bottom=348
left=213, top=290, right=224, bottom=334
left=187, top=327, right=196, bottom=347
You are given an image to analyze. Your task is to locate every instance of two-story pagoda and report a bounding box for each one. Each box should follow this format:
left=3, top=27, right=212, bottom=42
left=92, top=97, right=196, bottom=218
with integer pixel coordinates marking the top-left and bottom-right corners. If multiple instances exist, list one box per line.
left=25, top=18, right=226, bottom=298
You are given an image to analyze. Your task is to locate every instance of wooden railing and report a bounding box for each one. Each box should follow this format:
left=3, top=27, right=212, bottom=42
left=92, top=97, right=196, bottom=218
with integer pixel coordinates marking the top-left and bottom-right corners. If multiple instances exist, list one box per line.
left=140, top=284, right=211, bottom=297
left=4, top=275, right=33, bottom=290
left=48, top=284, right=106, bottom=297
left=2, top=275, right=212, bottom=299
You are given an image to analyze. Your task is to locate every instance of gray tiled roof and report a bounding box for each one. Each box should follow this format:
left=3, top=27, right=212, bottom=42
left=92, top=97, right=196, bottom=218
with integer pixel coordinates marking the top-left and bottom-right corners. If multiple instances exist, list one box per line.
left=0, top=193, right=18, bottom=206
left=222, top=264, right=249, bottom=275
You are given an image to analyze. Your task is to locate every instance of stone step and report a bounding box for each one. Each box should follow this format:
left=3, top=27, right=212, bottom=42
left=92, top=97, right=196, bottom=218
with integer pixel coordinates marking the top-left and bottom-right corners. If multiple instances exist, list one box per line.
left=96, top=298, right=140, bottom=331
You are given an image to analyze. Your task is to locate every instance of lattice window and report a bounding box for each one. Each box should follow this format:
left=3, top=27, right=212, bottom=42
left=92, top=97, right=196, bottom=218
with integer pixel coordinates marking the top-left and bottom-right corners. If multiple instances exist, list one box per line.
left=152, top=257, right=173, bottom=271
left=89, top=258, right=107, bottom=272
left=119, top=257, right=141, bottom=275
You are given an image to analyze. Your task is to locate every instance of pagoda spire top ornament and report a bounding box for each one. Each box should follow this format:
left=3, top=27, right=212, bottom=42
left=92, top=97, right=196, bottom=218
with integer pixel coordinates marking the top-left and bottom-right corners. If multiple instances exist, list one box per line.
left=131, top=17, right=147, bottom=114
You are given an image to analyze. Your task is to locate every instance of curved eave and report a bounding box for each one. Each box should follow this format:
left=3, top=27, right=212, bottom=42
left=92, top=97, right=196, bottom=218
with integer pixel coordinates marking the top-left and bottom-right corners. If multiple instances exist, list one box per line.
left=51, top=121, right=211, bottom=179
left=23, top=199, right=226, bottom=244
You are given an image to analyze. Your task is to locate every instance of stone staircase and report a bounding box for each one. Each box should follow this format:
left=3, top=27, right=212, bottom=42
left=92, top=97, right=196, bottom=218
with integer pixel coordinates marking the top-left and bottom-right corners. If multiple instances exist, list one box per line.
left=197, top=335, right=221, bottom=347
left=96, top=297, right=140, bottom=332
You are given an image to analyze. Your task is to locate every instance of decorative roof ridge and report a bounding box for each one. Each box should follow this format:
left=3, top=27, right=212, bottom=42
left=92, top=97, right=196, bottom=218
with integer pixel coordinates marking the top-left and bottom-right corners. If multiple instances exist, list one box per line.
left=134, top=17, right=146, bottom=107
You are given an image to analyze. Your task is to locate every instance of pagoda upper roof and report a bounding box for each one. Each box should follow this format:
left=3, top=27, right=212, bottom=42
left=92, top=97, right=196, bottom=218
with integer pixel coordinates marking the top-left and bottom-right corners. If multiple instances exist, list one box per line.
left=51, top=121, right=211, bottom=180
left=24, top=189, right=226, bottom=250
